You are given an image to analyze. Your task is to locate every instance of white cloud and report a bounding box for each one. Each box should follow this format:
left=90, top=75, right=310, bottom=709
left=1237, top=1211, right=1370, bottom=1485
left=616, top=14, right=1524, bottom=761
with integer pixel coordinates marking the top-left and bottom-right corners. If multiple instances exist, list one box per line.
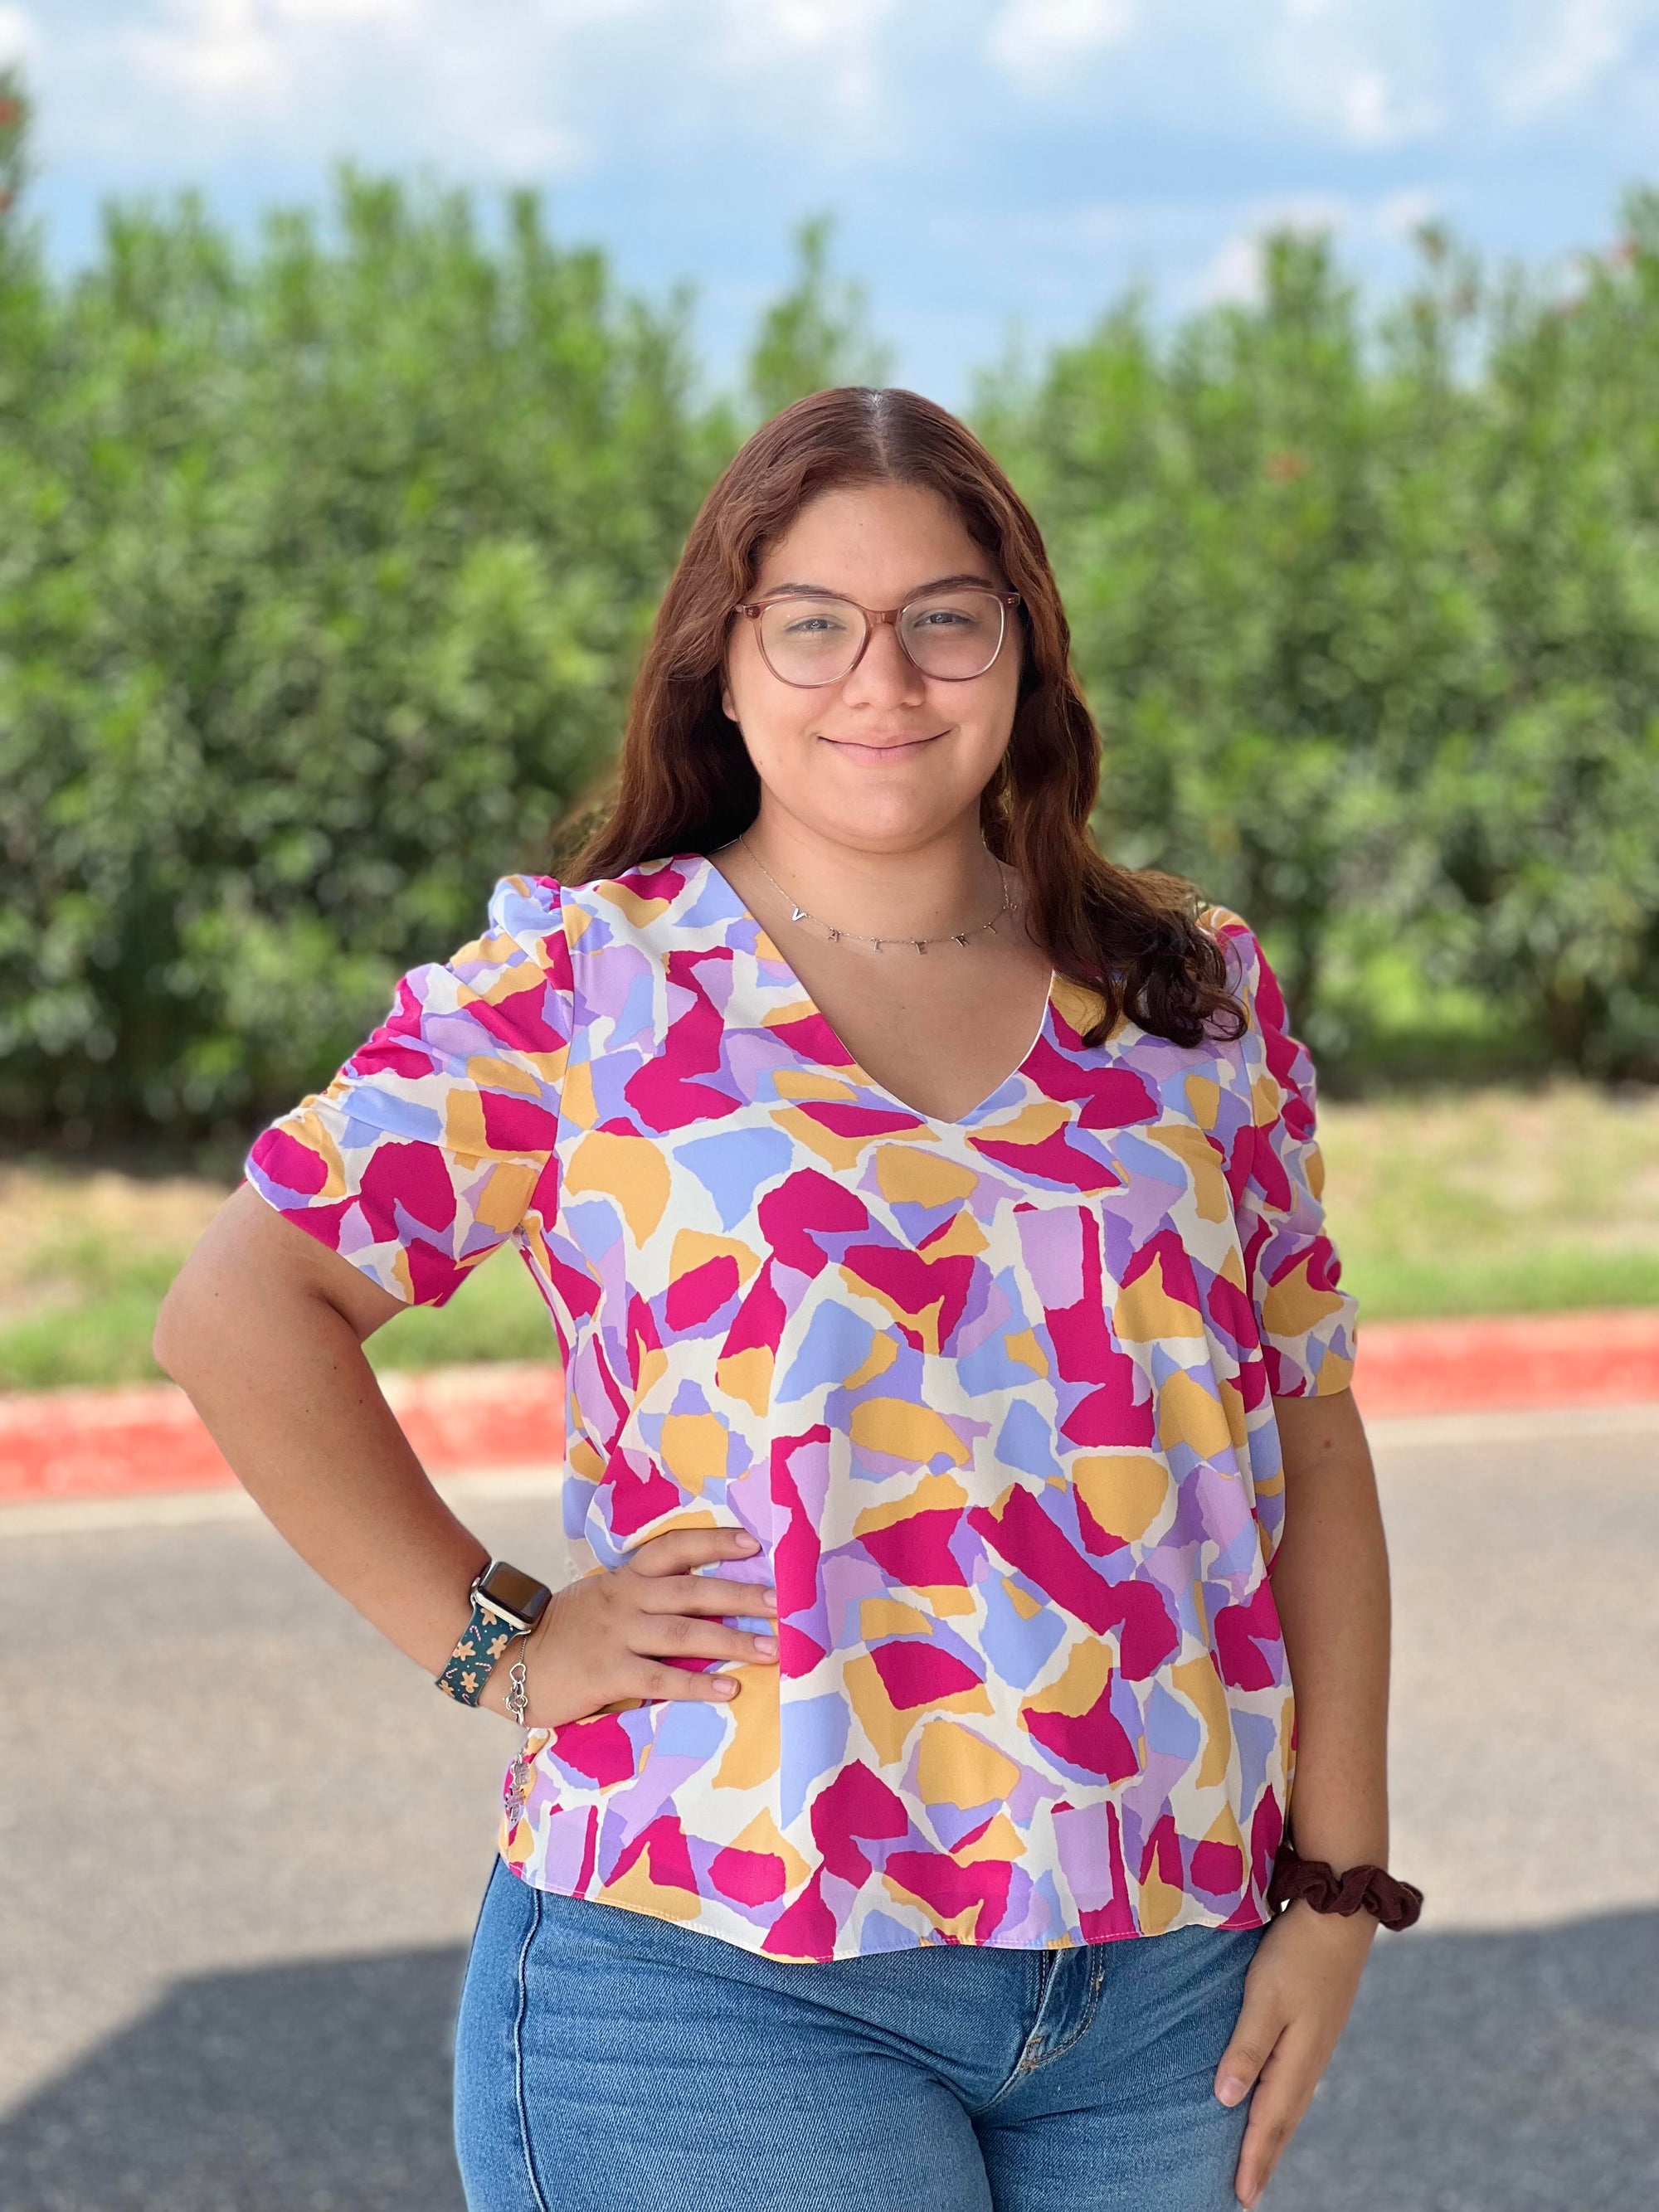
left=0, top=4, right=38, bottom=66
left=1500, top=0, right=1630, bottom=118
left=985, top=0, right=1140, bottom=86
left=714, top=0, right=899, bottom=113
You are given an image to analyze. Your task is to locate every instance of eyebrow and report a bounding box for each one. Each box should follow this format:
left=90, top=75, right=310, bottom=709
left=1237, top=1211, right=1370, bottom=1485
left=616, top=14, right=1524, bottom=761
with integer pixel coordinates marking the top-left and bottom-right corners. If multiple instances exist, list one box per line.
left=759, top=572, right=1000, bottom=599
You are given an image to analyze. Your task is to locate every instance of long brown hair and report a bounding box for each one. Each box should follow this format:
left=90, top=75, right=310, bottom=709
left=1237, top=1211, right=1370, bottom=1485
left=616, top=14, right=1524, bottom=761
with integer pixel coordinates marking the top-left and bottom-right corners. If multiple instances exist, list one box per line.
left=571, top=386, right=1243, bottom=1050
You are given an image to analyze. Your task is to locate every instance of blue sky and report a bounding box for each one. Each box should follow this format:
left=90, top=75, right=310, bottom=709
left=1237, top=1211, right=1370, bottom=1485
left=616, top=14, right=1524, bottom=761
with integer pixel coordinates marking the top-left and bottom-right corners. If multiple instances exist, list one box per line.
left=5, top=2, right=1658, bottom=405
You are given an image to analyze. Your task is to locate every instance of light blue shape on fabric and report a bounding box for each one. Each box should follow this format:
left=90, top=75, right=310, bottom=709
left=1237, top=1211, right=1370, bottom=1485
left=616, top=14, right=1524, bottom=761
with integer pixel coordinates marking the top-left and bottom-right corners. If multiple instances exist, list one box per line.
left=650, top=1696, right=732, bottom=1762
left=994, top=1399, right=1061, bottom=1480
left=977, top=1571, right=1067, bottom=1687
left=1145, top=1680, right=1203, bottom=1762
left=614, top=966, right=659, bottom=1048
left=776, top=1304, right=877, bottom=1403
left=340, top=1092, right=444, bottom=1145
left=781, top=1692, right=851, bottom=1826
left=854, top=1910, right=926, bottom=1954
left=675, top=1127, right=794, bottom=1230
left=956, top=1333, right=1039, bottom=1394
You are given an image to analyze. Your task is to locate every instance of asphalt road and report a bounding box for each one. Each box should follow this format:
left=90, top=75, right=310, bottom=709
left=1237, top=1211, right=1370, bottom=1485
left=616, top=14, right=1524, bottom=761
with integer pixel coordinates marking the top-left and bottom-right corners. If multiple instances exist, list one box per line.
left=2, top=1409, right=1656, bottom=2212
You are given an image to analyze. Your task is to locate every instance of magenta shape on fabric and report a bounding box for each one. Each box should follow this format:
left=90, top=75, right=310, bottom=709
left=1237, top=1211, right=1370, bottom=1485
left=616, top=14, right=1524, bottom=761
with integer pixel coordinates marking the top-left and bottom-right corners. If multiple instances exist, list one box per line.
left=838, top=1242, right=975, bottom=1352
left=1073, top=1490, right=1131, bottom=1558
left=250, top=1126, right=329, bottom=1198
left=868, top=1640, right=985, bottom=1710
left=1249, top=1788, right=1284, bottom=1895
left=1073, top=1802, right=1137, bottom=1941
left=709, top=1844, right=789, bottom=1905
left=403, top=1238, right=469, bottom=1305
left=969, top=1127, right=1121, bottom=1194
left=358, top=1139, right=456, bottom=1236
left=792, top=1100, right=925, bottom=1140
left=969, top=1490, right=1180, bottom=1675
left=1023, top=1681, right=1141, bottom=1781
left=857, top=1507, right=971, bottom=1588
left=1058, top=1369, right=1158, bottom=1450
left=1022, top=1036, right=1161, bottom=1130
left=757, top=1172, right=871, bottom=1276
left=603, top=1449, right=682, bottom=1540
left=719, top=1259, right=786, bottom=1359
left=771, top=1427, right=828, bottom=1672
left=809, top=1761, right=911, bottom=1884
left=1121, top=1227, right=1203, bottom=1310
left=1140, top=1810, right=1185, bottom=1894
left=547, top=1713, right=636, bottom=1788
left=465, top=984, right=568, bottom=1057
left=605, top=1811, right=697, bottom=1895
left=479, top=1091, right=560, bottom=1154
left=665, top=1255, right=741, bottom=1331
left=883, top=1850, right=1012, bottom=1942
left=1204, top=1271, right=1258, bottom=1352
left=1190, top=1840, right=1246, bottom=1896
left=764, top=1009, right=859, bottom=1070
left=761, top=1869, right=839, bottom=1959
left=1214, top=1577, right=1283, bottom=1692
left=348, top=1037, right=435, bottom=1083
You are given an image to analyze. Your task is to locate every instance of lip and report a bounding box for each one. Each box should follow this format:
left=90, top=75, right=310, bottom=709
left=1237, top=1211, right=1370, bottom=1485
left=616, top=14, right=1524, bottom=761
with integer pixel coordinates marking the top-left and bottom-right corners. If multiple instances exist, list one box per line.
left=820, top=732, right=945, bottom=761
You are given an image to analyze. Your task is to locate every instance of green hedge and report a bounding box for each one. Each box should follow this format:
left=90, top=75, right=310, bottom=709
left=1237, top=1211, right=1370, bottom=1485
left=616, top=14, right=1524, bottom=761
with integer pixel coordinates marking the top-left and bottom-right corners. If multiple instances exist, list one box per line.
left=2, top=67, right=1657, bottom=1138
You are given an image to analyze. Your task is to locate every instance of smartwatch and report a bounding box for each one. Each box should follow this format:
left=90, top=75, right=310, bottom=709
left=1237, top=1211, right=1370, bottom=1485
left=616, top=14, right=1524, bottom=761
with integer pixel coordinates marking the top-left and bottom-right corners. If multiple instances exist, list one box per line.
left=435, top=1558, right=554, bottom=1707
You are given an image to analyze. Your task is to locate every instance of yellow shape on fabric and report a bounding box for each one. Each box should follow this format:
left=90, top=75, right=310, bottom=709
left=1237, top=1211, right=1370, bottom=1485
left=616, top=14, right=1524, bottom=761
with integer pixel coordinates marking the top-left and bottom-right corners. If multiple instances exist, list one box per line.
left=731, top=1807, right=812, bottom=1894
left=842, top=1268, right=952, bottom=1358
left=922, top=1585, right=979, bottom=1618
left=1147, top=1121, right=1230, bottom=1221
left=971, top=1100, right=1073, bottom=1147
left=1155, top=1371, right=1235, bottom=1458
left=842, top=1331, right=898, bottom=1393
left=1171, top=1655, right=1233, bottom=1791
left=712, top=1665, right=780, bottom=1790
left=1072, top=1455, right=1170, bottom=1544
left=1051, top=975, right=1107, bottom=1039
left=874, top=1148, right=980, bottom=1207
left=1022, top=1637, right=1112, bottom=1723
left=848, top=1398, right=971, bottom=1468
left=854, top=1471, right=969, bottom=1539
left=920, top=1210, right=988, bottom=1262
left=669, top=1228, right=761, bottom=1286
left=659, top=1413, right=729, bottom=1494
left=915, top=1719, right=1021, bottom=1811
left=280, top=1108, right=347, bottom=1198
left=563, top=902, right=596, bottom=945
left=636, top=1345, right=669, bottom=1399
left=1203, top=1801, right=1246, bottom=1858
left=958, top=1813, right=1024, bottom=1865
left=861, top=1598, right=934, bottom=1641
left=598, top=1854, right=703, bottom=1923
left=1113, top=1252, right=1208, bottom=1343
left=773, top=1106, right=883, bottom=1174
left=773, top=1067, right=859, bottom=1103
left=757, top=991, right=818, bottom=1027
left=881, top=1874, right=980, bottom=1944
left=1005, top=1329, right=1049, bottom=1379
left=845, top=1653, right=990, bottom=1767
left=1260, top=1257, right=1349, bottom=1341
left=1310, top=1349, right=1356, bottom=1396
left=1218, top=1378, right=1250, bottom=1454
left=564, top=1130, right=670, bottom=1245
left=559, top=1060, right=599, bottom=1130
left=1251, top=1072, right=1283, bottom=1126
left=472, top=1160, right=541, bottom=1234
left=591, top=878, right=675, bottom=928
left=1184, top=1074, right=1222, bottom=1131
left=568, top=1434, right=606, bottom=1484
left=441, top=1088, right=489, bottom=1161
left=500, top=1811, right=534, bottom=1867
left=1002, top=1577, right=1046, bottom=1621
left=468, top=1052, right=543, bottom=1100
left=1137, top=1857, right=1185, bottom=1935
left=716, top=1345, right=773, bottom=1417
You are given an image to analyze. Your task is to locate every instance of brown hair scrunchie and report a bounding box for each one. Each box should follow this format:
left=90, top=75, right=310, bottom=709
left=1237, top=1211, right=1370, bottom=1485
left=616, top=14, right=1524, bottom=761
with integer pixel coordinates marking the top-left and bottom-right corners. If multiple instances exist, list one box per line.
left=1269, top=1839, right=1424, bottom=1932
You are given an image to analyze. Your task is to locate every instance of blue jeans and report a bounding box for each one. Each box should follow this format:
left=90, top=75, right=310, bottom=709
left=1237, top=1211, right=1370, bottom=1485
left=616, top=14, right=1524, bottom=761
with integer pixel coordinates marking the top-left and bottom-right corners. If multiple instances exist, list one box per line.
left=453, top=1855, right=1265, bottom=2212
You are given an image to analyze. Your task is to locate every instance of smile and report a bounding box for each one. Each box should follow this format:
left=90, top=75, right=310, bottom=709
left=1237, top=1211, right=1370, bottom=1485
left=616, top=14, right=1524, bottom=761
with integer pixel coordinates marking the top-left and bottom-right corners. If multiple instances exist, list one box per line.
left=820, top=733, right=946, bottom=763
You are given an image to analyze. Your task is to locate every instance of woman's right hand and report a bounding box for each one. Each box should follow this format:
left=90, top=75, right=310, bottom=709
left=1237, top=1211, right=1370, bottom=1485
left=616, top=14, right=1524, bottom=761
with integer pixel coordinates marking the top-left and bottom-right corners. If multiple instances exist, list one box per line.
left=482, top=1526, right=779, bottom=1731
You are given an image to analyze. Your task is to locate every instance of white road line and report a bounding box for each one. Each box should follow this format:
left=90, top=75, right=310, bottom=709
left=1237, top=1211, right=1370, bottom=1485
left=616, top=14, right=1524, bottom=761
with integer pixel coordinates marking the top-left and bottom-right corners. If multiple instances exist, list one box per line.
left=0, top=1463, right=562, bottom=1539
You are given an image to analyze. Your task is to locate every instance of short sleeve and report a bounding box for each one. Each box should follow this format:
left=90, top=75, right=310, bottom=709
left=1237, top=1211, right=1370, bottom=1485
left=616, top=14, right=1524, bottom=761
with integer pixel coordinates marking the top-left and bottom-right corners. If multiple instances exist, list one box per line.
left=1207, top=908, right=1359, bottom=1398
left=246, top=875, right=572, bottom=1307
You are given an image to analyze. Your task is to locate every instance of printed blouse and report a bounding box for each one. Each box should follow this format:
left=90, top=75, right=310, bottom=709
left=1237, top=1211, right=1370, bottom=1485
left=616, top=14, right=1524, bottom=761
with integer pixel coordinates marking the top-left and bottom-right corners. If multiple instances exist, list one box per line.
left=246, top=851, right=1359, bottom=1962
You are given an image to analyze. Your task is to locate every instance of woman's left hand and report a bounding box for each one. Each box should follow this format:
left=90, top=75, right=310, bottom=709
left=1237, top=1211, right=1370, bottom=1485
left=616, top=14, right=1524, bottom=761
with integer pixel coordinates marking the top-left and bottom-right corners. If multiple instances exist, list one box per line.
left=1214, top=1903, right=1377, bottom=2207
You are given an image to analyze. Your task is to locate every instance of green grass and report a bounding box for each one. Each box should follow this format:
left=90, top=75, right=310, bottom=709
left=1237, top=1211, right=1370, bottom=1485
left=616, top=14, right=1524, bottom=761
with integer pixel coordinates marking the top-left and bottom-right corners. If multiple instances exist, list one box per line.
left=3, top=1076, right=1657, bottom=1390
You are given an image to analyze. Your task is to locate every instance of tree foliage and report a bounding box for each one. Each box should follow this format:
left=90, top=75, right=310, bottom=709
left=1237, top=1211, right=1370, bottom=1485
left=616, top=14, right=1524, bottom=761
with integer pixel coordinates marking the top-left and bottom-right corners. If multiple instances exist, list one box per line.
left=2, top=62, right=1656, bottom=1138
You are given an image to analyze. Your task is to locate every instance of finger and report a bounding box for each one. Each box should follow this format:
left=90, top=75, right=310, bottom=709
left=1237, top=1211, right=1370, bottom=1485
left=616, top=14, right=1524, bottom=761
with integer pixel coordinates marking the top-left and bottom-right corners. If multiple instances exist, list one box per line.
left=627, top=1527, right=761, bottom=1578
left=1214, top=1986, right=1286, bottom=2111
left=1232, top=2039, right=1317, bottom=2210
left=626, top=1658, right=746, bottom=1703
left=632, top=1615, right=779, bottom=1665
left=636, top=1574, right=778, bottom=1617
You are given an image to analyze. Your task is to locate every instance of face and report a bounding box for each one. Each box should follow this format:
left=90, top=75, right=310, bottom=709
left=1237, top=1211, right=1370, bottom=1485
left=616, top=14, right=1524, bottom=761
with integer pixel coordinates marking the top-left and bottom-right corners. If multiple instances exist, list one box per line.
left=719, top=480, right=1023, bottom=854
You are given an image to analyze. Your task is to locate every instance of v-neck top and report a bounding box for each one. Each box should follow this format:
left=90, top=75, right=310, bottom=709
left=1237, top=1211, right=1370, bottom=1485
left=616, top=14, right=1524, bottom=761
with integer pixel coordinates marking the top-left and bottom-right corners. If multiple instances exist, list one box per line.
left=246, top=851, right=1360, bottom=1962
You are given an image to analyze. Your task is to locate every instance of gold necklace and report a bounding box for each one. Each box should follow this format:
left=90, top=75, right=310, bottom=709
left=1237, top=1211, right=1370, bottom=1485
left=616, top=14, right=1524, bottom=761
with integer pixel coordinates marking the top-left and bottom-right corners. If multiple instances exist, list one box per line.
left=730, top=834, right=1014, bottom=955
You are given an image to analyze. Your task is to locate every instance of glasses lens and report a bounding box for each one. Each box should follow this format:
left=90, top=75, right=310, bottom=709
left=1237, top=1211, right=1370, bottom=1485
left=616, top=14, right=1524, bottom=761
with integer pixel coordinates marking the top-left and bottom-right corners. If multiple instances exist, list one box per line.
left=900, top=590, right=1005, bottom=679
left=757, top=596, right=865, bottom=685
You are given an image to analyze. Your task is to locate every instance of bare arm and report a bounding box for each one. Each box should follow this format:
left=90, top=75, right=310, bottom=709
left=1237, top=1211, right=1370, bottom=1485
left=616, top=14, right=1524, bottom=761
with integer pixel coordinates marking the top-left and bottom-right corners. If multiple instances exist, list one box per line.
left=1216, top=1385, right=1394, bottom=2209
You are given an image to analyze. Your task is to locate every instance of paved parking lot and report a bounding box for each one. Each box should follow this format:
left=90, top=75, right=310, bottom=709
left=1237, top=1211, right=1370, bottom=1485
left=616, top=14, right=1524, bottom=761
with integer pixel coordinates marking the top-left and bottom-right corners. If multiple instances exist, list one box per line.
left=2, top=1409, right=1656, bottom=2211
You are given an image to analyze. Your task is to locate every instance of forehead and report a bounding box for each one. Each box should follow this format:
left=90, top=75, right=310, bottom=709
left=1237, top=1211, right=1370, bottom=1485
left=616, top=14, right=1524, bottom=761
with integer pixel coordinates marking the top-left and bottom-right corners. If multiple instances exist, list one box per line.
left=752, top=481, right=1000, bottom=598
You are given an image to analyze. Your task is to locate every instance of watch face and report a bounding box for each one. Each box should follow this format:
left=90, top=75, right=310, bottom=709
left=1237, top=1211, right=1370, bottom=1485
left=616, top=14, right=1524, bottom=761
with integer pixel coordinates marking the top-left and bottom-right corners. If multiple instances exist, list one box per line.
left=477, top=1560, right=552, bottom=1629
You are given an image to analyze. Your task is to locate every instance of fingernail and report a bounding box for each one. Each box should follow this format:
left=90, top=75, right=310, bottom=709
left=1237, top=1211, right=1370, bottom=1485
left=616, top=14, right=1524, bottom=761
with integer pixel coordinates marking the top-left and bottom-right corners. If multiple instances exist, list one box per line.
left=1216, top=2076, right=1247, bottom=2107
left=716, top=1677, right=737, bottom=1694
left=763, top=1586, right=778, bottom=1610
left=734, top=1533, right=758, bottom=1551
left=754, top=1634, right=778, bottom=1658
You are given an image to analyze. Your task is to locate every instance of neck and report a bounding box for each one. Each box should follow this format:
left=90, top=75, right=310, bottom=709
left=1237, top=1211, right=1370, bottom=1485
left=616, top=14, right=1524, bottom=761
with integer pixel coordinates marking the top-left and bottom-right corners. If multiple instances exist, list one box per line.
left=737, top=807, right=1007, bottom=942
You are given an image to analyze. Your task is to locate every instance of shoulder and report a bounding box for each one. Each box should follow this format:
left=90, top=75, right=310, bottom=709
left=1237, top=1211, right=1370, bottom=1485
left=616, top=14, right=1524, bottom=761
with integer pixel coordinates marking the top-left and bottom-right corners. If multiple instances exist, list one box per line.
left=1193, top=902, right=1281, bottom=1024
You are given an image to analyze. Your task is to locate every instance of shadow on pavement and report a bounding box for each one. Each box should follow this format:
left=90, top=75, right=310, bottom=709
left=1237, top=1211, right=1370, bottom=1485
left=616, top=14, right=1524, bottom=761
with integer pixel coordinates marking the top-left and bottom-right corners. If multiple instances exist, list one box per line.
left=1, top=1908, right=1653, bottom=2211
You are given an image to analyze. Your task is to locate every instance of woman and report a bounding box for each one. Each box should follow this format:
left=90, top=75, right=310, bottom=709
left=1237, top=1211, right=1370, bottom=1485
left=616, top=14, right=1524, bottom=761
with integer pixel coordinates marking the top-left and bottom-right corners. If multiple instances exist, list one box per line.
left=156, top=385, right=1413, bottom=2212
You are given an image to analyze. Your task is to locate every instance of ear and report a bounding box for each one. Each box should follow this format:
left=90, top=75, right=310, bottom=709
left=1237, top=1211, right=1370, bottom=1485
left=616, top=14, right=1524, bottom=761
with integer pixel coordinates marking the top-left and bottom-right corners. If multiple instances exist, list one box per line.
left=721, top=683, right=738, bottom=724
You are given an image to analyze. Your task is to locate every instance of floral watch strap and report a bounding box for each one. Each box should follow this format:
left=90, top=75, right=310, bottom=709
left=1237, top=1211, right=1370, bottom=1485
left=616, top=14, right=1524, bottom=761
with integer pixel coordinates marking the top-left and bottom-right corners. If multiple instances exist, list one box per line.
left=435, top=1598, right=528, bottom=1708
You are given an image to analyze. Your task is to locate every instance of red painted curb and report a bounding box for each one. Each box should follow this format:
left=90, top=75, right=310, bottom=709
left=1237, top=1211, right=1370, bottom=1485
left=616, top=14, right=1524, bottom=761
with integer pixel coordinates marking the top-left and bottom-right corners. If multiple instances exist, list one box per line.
left=1, top=1310, right=1655, bottom=1509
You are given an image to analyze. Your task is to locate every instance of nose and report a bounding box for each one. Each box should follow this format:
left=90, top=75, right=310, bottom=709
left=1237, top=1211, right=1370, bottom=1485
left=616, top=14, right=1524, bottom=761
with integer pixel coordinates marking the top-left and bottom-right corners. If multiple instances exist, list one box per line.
left=840, top=615, right=927, bottom=707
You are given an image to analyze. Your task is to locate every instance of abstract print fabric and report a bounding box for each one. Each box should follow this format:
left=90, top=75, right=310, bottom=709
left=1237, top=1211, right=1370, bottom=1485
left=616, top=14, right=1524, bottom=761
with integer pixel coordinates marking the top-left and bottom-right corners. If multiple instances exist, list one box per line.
left=246, top=852, right=1359, bottom=1962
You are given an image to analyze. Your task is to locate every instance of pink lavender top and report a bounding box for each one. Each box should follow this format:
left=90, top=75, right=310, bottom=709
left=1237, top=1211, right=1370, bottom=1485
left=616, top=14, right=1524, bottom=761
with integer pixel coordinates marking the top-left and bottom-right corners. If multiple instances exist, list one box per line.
left=246, top=852, right=1359, bottom=1962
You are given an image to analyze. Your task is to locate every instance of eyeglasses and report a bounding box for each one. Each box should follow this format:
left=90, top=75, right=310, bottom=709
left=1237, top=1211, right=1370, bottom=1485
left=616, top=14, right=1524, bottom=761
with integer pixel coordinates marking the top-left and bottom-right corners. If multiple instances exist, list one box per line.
left=733, top=586, right=1022, bottom=688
